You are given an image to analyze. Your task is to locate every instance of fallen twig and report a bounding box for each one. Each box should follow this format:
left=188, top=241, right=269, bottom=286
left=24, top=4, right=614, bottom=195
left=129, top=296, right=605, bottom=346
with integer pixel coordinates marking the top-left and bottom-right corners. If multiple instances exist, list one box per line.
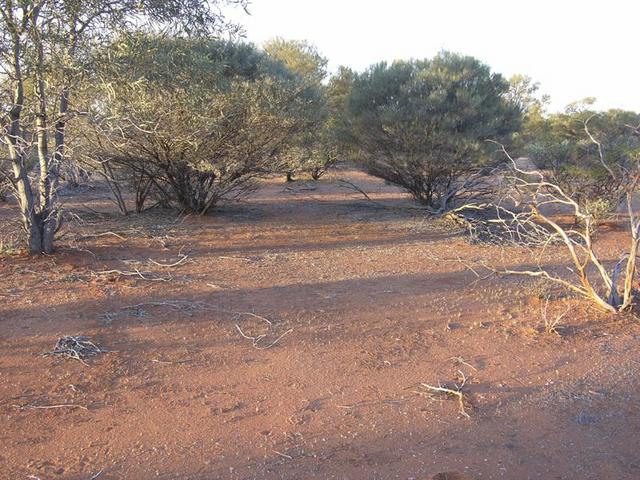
left=419, top=370, right=470, bottom=418
left=93, top=269, right=170, bottom=282
left=218, top=255, right=253, bottom=262
left=121, top=300, right=207, bottom=316
left=338, top=179, right=428, bottom=211
left=29, top=470, right=101, bottom=480
left=450, top=356, right=478, bottom=371
left=148, top=254, right=189, bottom=268
left=542, top=298, right=571, bottom=335
left=15, top=403, right=88, bottom=411
left=283, top=183, right=317, bottom=194
left=235, top=324, right=293, bottom=350
left=43, top=336, right=103, bottom=366
left=78, top=231, right=126, bottom=241
left=274, top=450, right=293, bottom=460
left=151, top=358, right=191, bottom=365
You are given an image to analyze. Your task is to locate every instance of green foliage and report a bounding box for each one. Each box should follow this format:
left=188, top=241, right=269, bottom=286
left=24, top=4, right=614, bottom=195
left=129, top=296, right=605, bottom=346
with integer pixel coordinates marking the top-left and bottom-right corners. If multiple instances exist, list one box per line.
left=105, top=34, right=268, bottom=88
left=262, top=38, right=335, bottom=180
left=263, top=38, right=328, bottom=86
left=507, top=75, right=550, bottom=155
left=523, top=107, right=640, bottom=212
left=347, top=52, right=522, bottom=210
left=325, top=66, right=355, bottom=159
left=506, top=75, right=549, bottom=117
left=85, top=36, right=311, bottom=214
left=0, top=0, right=247, bottom=252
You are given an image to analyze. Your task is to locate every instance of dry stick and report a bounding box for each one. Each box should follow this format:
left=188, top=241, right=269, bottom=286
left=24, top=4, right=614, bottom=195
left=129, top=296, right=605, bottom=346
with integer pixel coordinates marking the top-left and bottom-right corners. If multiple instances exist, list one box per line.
left=64, top=243, right=98, bottom=259
left=234, top=324, right=266, bottom=345
left=119, top=301, right=275, bottom=325
left=336, top=398, right=405, bottom=409
left=123, top=300, right=196, bottom=309
left=148, top=254, right=189, bottom=267
left=55, top=351, right=90, bottom=367
left=283, top=183, right=317, bottom=193
left=79, top=231, right=126, bottom=241
left=274, top=451, right=293, bottom=460
left=235, top=324, right=293, bottom=350
left=151, top=358, right=191, bottom=365
left=484, top=141, right=628, bottom=313
left=15, top=403, right=88, bottom=411
left=420, top=383, right=469, bottom=419
left=218, top=255, right=253, bottom=261
left=44, top=336, right=103, bottom=366
left=29, top=471, right=102, bottom=480
left=93, top=269, right=169, bottom=282
left=422, top=250, right=494, bottom=287
left=420, top=370, right=470, bottom=419
left=337, top=179, right=374, bottom=202
left=450, top=356, right=478, bottom=371
left=541, top=298, right=571, bottom=335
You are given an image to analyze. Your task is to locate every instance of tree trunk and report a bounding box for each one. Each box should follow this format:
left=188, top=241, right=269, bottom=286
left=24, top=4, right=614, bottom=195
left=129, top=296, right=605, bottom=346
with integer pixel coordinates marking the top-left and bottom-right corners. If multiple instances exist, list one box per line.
left=4, top=32, right=46, bottom=253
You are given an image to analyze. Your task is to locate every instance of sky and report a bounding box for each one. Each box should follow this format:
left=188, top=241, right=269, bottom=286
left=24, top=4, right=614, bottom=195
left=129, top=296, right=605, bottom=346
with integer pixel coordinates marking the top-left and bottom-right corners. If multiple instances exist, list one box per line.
left=227, top=0, right=640, bottom=113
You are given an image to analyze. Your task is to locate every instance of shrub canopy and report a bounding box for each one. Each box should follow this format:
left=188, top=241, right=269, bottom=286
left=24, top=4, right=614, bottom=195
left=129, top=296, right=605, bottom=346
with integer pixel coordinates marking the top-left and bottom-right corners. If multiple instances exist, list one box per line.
left=347, top=52, right=522, bottom=210
left=524, top=106, right=640, bottom=213
left=86, top=36, right=313, bottom=214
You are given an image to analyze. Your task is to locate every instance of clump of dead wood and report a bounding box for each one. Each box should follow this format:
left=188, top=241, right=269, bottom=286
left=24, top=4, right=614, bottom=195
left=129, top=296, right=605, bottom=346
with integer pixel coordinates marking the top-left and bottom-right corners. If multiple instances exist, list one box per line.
left=44, top=336, right=103, bottom=366
left=451, top=139, right=640, bottom=314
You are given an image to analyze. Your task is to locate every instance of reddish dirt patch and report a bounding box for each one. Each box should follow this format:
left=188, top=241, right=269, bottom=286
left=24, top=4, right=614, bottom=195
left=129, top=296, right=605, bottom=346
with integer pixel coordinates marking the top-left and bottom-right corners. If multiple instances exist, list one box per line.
left=1, top=169, right=640, bottom=479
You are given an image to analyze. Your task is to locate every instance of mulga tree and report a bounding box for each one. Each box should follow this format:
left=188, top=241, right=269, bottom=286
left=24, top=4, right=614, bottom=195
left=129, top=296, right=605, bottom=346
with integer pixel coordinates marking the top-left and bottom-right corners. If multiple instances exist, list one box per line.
left=506, top=74, right=550, bottom=154
left=0, top=0, right=246, bottom=253
left=326, top=66, right=355, bottom=151
left=523, top=104, right=640, bottom=217
left=263, top=38, right=331, bottom=181
left=84, top=36, right=313, bottom=215
left=347, top=52, right=522, bottom=213
left=291, top=64, right=359, bottom=180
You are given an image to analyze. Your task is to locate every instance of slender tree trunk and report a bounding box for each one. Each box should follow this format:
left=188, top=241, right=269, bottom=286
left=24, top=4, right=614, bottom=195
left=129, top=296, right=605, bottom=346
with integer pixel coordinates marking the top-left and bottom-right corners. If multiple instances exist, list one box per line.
left=4, top=24, right=46, bottom=253
left=31, top=11, right=64, bottom=253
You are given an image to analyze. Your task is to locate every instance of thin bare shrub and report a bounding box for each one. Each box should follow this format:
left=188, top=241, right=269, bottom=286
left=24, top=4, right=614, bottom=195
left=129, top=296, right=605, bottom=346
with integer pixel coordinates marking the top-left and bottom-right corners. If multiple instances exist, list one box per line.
left=462, top=141, right=640, bottom=313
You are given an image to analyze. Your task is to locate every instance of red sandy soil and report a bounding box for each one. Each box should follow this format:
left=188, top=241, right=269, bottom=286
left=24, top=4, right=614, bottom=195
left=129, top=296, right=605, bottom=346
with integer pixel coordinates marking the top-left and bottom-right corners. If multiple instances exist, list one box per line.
left=1, top=169, right=640, bottom=480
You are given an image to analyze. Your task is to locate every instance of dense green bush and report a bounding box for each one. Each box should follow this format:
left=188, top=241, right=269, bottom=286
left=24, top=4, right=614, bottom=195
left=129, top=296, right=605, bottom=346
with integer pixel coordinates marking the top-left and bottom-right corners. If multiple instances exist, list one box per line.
left=263, top=38, right=334, bottom=181
left=84, top=36, right=314, bottom=214
left=346, top=52, right=522, bottom=212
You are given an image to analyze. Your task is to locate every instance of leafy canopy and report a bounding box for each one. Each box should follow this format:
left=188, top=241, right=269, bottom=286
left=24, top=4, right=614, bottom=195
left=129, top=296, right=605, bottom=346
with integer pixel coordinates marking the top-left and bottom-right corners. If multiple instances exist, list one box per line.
left=347, top=51, right=522, bottom=209
left=86, top=35, right=312, bottom=214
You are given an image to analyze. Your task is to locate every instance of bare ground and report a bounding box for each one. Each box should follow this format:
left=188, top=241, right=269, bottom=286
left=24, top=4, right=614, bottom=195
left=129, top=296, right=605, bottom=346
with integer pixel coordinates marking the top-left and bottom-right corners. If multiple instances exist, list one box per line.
left=1, top=169, right=640, bottom=480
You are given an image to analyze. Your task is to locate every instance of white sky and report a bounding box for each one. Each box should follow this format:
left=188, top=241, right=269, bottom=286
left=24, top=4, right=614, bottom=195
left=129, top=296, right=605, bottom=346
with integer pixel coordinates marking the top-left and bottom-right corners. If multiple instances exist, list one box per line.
left=228, top=0, right=640, bottom=113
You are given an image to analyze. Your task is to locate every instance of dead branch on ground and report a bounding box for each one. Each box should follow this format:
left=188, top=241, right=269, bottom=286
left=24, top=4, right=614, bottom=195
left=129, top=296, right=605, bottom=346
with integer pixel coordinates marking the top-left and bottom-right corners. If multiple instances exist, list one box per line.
left=541, top=298, right=572, bottom=335
left=450, top=356, right=478, bottom=371
left=147, top=253, right=189, bottom=267
left=92, top=268, right=171, bottom=282
left=15, top=403, right=89, bottom=411
left=235, top=324, right=293, bottom=350
left=418, top=370, right=470, bottom=419
left=453, top=140, right=640, bottom=313
left=78, top=231, right=127, bottom=241
left=43, top=336, right=104, bottom=366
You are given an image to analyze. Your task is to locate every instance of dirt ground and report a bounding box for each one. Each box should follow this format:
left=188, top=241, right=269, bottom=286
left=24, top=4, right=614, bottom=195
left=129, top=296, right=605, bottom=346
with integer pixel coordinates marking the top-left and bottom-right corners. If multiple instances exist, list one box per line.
left=1, top=169, right=640, bottom=480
